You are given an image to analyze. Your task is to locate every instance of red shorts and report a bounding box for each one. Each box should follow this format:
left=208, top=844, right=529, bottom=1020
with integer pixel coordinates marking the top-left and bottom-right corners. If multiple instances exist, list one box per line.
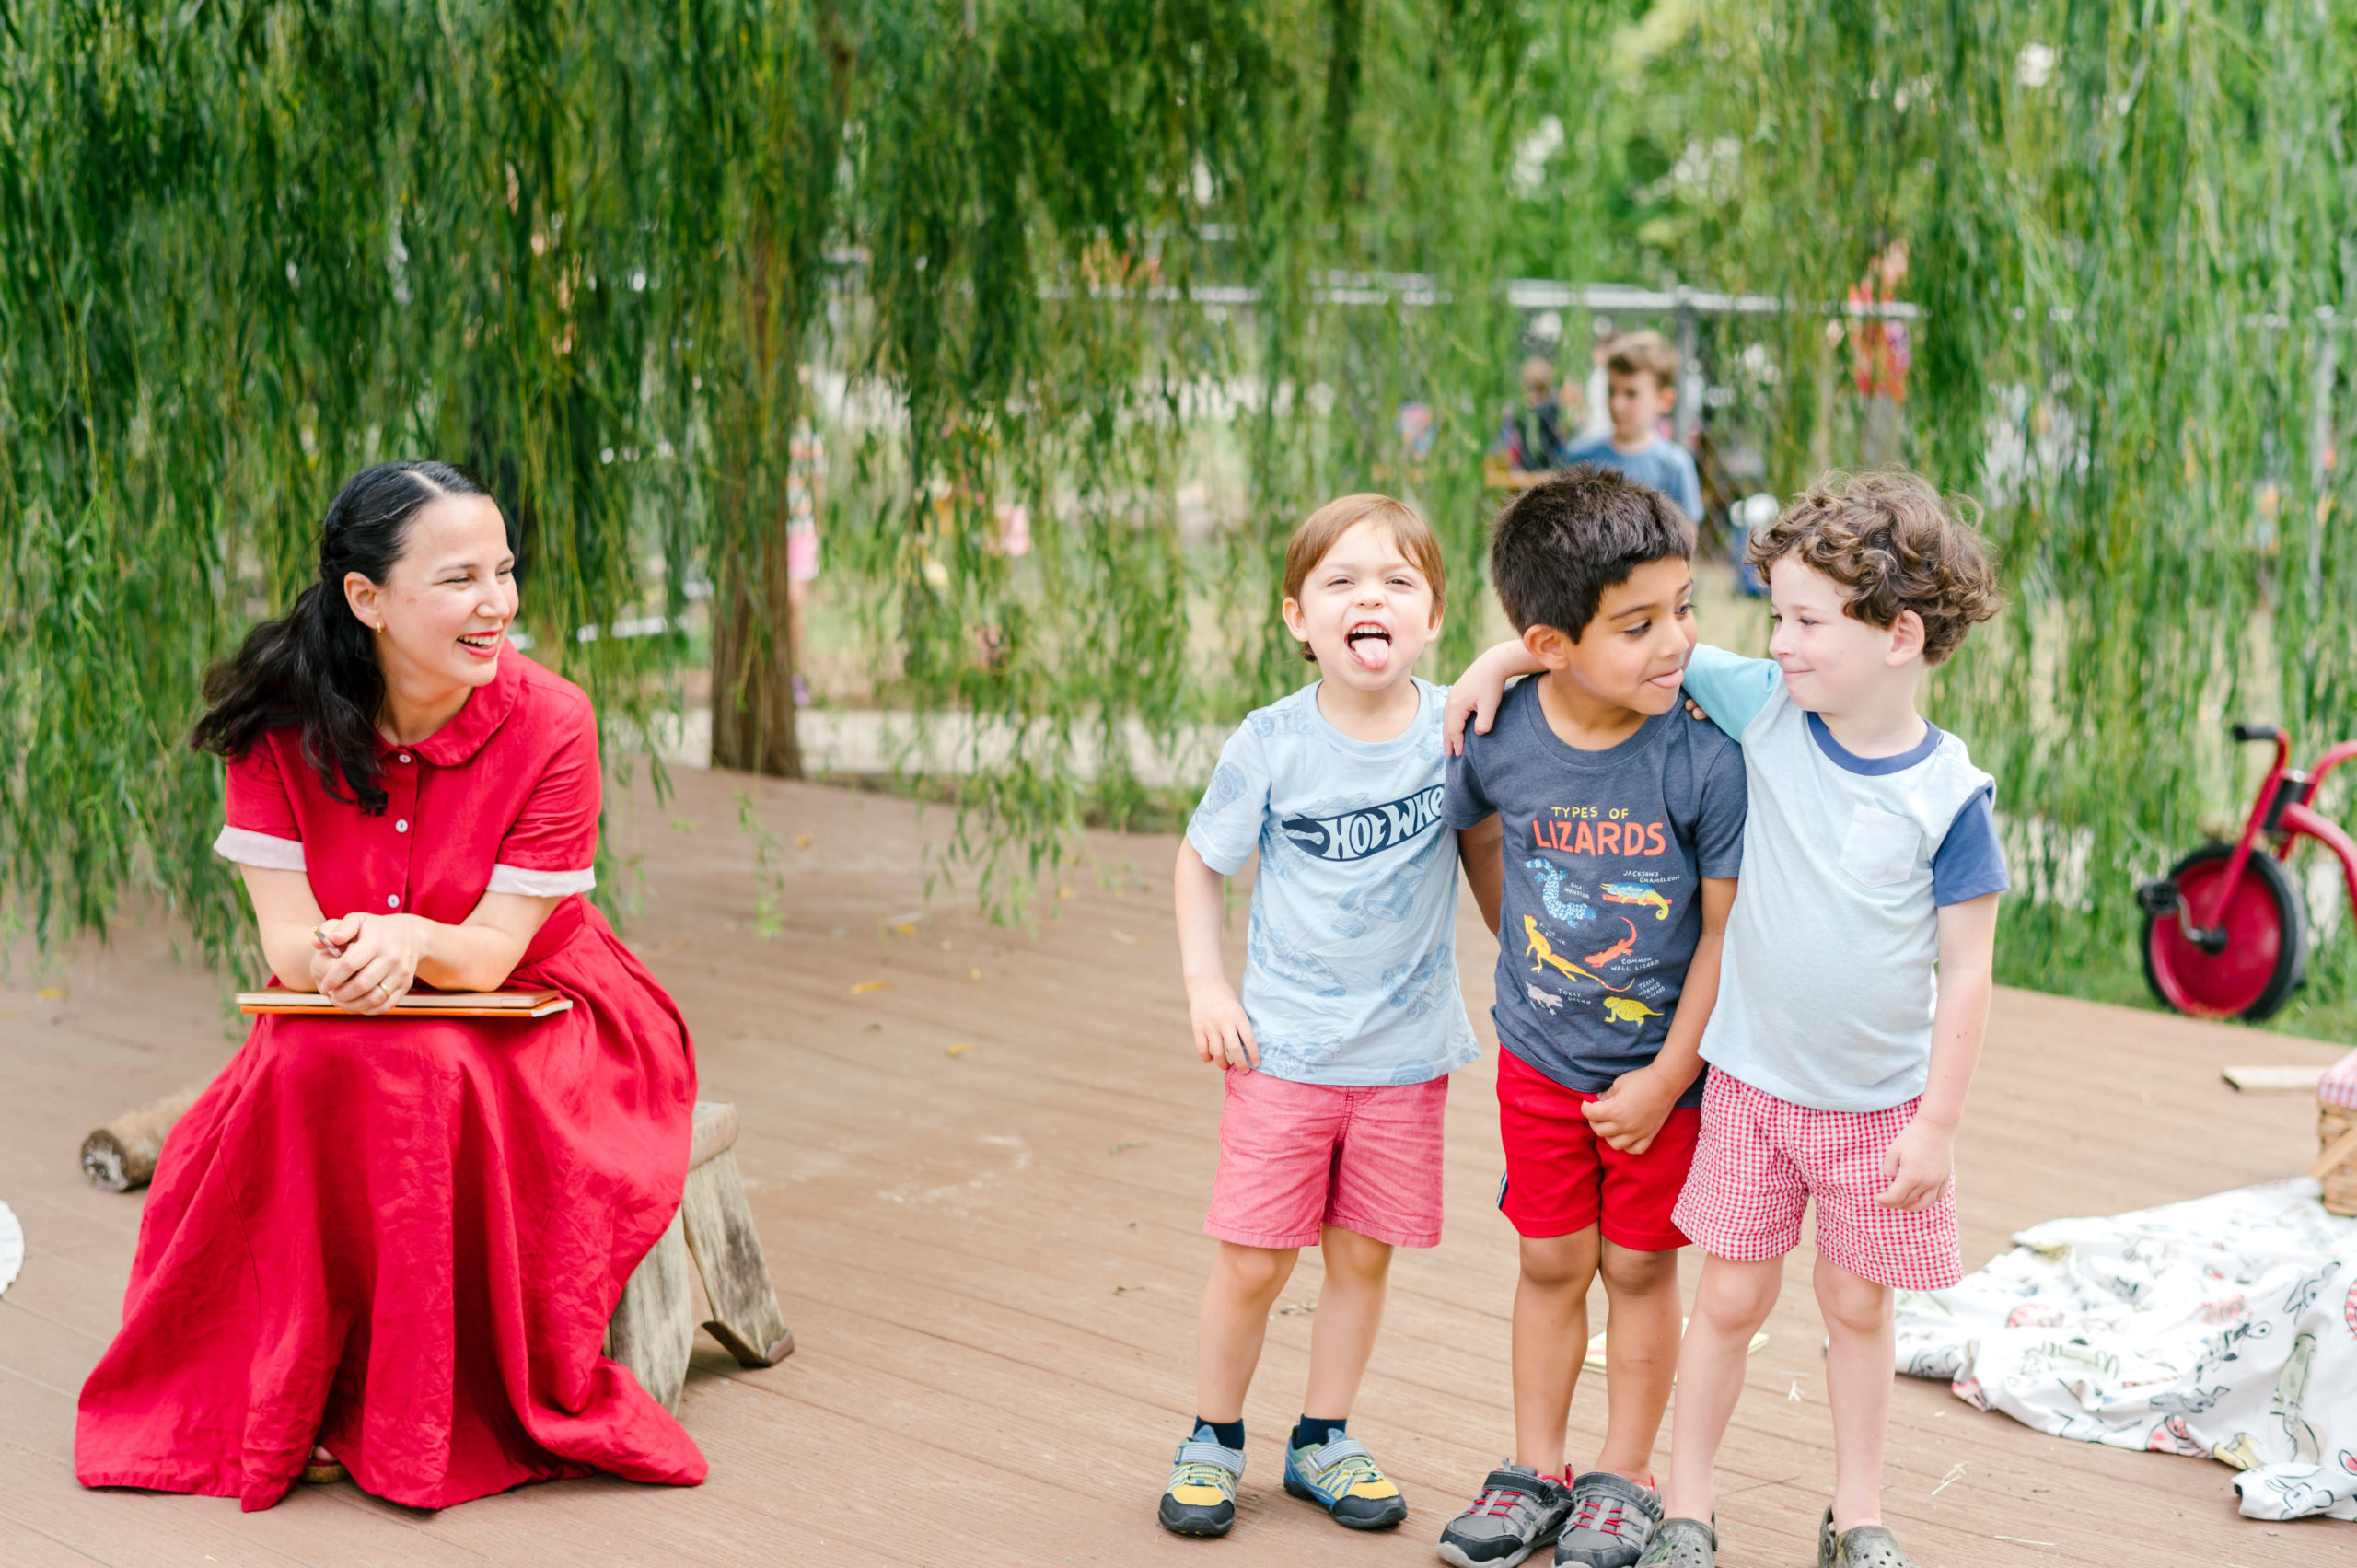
left=1204, top=1069, right=1448, bottom=1250
left=1494, top=1048, right=1699, bottom=1250
left=1672, top=1071, right=1961, bottom=1291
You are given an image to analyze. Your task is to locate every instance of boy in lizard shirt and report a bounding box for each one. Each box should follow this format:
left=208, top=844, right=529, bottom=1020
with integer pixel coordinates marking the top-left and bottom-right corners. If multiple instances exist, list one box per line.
left=1437, top=467, right=1746, bottom=1568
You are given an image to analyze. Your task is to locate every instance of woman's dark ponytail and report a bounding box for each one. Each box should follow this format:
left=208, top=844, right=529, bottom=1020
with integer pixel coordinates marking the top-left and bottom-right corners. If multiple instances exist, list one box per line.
left=192, top=460, right=493, bottom=814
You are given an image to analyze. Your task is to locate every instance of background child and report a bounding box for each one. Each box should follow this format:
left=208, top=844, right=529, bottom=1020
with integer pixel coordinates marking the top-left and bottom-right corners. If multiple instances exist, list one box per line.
left=1499, top=355, right=1573, bottom=479
left=1437, top=468, right=1745, bottom=1568
left=1161, top=494, right=1483, bottom=1541
left=1562, top=333, right=1702, bottom=526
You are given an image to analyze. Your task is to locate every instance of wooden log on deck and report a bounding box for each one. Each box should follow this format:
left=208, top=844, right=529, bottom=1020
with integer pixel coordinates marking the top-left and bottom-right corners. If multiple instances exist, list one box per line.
left=605, top=1208, right=695, bottom=1411
left=80, top=1085, right=203, bottom=1191
left=682, top=1145, right=795, bottom=1366
left=604, top=1101, right=795, bottom=1409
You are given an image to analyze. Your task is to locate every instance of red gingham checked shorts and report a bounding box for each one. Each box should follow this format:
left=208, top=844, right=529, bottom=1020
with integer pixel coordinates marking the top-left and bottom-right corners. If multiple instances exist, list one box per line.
left=1672, top=1070, right=1961, bottom=1291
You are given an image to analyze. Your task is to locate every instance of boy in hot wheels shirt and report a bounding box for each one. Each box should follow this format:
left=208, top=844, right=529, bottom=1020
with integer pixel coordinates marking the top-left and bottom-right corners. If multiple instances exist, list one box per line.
left=1157, top=494, right=1483, bottom=1543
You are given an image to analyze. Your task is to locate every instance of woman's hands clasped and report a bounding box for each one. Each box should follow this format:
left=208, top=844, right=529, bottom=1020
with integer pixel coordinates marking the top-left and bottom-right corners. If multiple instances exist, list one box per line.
left=310, top=912, right=428, bottom=1015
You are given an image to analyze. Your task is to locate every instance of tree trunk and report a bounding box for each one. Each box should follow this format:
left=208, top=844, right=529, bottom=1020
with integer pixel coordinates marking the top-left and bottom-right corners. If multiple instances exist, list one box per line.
left=709, top=226, right=803, bottom=782
left=708, top=515, right=802, bottom=778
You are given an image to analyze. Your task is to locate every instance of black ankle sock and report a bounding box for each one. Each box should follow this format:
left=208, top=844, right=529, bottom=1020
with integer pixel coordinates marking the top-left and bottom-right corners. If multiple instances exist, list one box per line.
left=1194, top=1416, right=1245, bottom=1449
left=1291, top=1414, right=1347, bottom=1450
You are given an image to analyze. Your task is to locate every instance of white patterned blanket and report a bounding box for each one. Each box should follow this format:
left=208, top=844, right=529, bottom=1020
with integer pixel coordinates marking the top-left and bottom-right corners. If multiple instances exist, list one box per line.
left=1893, top=1179, right=2357, bottom=1521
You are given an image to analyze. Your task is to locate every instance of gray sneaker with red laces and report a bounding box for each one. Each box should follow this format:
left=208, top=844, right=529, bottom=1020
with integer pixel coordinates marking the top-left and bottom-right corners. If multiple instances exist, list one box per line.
left=1554, top=1471, right=1663, bottom=1568
left=1437, top=1463, right=1576, bottom=1567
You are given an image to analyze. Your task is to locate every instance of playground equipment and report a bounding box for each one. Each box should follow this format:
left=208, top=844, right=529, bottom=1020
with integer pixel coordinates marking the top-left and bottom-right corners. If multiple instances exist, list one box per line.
left=2136, top=723, right=2357, bottom=1020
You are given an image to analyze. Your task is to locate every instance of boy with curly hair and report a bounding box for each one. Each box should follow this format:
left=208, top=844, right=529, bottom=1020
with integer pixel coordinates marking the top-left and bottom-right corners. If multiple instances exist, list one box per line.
left=1450, top=469, right=2007, bottom=1568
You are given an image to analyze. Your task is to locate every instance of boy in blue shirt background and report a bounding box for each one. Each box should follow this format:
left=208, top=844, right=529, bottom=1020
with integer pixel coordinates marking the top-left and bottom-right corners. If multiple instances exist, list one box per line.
left=1562, top=332, right=1703, bottom=526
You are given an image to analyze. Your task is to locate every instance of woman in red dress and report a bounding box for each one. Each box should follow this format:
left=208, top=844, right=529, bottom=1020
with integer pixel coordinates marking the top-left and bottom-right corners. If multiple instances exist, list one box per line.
left=76, top=461, right=706, bottom=1511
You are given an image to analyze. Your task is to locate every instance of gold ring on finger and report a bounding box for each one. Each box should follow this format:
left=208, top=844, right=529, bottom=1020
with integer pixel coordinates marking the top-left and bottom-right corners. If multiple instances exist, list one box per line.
left=376, top=980, right=392, bottom=1001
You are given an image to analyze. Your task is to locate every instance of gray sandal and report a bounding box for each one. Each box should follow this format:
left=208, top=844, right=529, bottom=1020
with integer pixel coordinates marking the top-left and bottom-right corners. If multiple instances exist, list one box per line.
left=1632, top=1516, right=1714, bottom=1568
left=1817, top=1509, right=1919, bottom=1568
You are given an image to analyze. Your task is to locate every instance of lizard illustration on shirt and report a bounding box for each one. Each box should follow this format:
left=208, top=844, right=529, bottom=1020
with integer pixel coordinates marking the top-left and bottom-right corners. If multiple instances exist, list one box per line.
left=1524, top=858, right=1595, bottom=925
left=1585, top=917, right=1640, bottom=969
left=1601, top=881, right=1673, bottom=920
left=1523, top=916, right=1630, bottom=992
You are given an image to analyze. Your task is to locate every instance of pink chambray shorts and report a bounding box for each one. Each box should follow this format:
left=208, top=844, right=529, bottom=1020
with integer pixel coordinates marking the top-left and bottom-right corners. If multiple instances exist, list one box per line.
left=1204, top=1068, right=1448, bottom=1250
left=1673, top=1070, right=1961, bottom=1291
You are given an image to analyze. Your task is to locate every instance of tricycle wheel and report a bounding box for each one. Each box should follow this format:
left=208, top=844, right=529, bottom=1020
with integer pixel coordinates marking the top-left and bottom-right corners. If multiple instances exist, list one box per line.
left=2141, top=842, right=2305, bottom=1021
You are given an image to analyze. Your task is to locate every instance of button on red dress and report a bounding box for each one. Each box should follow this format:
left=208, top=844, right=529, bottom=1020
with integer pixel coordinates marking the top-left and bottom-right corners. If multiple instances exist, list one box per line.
left=75, top=652, right=706, bottom=1510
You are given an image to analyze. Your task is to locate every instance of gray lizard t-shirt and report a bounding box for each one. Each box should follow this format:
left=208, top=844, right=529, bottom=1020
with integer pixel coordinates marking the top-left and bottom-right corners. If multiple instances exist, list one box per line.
left=1187, top=679, right=1482, bottom=1087
left=1443, top=679, right=1747, bottom=1103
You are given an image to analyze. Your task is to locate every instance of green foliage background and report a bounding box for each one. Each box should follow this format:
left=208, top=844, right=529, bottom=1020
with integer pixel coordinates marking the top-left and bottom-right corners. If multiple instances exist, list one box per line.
left=4, top=1, right=2355, bottom=1036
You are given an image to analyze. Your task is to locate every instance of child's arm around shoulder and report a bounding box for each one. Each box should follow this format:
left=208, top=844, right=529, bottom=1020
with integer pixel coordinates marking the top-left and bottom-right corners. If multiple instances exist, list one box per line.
left=1441, top=640, right=1543, bottom=754
left=1879, top=890, right=2000, bottom=1210
left=1679, top=643, right=1781, bottom=743
left=1443, top=638, right=1783, bottom=753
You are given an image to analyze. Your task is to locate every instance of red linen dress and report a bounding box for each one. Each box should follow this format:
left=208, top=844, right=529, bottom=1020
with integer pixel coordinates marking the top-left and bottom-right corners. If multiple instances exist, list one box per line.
left=75, top=652, right=705, bottom=1511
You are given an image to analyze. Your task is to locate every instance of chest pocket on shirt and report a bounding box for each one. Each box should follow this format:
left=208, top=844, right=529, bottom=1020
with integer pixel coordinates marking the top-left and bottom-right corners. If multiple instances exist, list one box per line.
left=1839, top=805, right=1922, bottom=888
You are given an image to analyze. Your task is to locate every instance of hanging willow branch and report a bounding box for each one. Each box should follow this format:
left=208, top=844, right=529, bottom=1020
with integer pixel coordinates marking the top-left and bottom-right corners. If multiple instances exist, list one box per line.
left=5, top=1, right=2356, bottom=1037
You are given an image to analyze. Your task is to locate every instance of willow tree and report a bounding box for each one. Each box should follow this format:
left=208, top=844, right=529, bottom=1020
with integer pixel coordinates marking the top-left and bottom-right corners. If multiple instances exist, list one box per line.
left=8, top=0, right=2357, bottom=1038
left=1676, top=2, right=2357, bottom=1029
left=831, top=0, right=1561, bottom=908
left=0, top=0, right=846, bottom=958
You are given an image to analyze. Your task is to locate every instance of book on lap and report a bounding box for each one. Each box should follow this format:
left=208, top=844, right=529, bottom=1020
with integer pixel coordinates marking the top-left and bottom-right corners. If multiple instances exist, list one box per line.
left=238, top=988, right=573, bottom=1018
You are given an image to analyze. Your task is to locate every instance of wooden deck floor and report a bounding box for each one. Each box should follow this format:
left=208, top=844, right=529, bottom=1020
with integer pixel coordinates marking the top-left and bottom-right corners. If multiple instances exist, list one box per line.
left=3, top=766, right=2352, bottom=1566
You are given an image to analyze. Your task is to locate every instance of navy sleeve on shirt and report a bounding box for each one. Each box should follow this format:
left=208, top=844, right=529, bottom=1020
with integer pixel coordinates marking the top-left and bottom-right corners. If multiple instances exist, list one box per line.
left=1931, top=786, right=2010, bottom=905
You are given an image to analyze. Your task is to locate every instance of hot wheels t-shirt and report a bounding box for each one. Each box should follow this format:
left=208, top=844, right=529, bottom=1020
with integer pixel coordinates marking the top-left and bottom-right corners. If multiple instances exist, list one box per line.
left=1443, top=679, right=1747, bottom=1104
left=1187, top=679, right=1482, bottom=1087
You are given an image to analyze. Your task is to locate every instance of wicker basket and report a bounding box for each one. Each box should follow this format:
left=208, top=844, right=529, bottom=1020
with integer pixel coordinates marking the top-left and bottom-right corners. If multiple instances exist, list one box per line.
left=2321, top=1103, right=2357, bottom=1217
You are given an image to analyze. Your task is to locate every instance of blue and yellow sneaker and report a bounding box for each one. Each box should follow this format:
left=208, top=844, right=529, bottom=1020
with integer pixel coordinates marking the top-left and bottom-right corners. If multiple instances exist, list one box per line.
left=1158, top=1426, right=1245, bottom=1538
left=1283, top=1433, right=1408, bottom=1530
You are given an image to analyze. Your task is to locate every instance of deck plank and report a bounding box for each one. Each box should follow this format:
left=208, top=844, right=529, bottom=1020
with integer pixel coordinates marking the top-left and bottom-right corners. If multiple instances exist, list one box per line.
left=0, top=769, right=2349, bottom=1564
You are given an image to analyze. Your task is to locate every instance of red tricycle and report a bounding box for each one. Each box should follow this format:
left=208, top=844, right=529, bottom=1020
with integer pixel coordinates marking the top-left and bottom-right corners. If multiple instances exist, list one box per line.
left=2137, top=721, right=2357, bottom=1020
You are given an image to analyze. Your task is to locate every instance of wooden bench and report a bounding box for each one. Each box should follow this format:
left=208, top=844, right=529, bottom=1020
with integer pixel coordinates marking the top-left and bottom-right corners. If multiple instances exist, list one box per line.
left=604, top=1100, right=794, bottom=1411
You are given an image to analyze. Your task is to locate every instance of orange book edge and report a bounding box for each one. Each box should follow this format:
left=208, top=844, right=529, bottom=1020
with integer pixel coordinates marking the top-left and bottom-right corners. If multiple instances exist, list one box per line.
left=238, top=988, right=572, bottom=1019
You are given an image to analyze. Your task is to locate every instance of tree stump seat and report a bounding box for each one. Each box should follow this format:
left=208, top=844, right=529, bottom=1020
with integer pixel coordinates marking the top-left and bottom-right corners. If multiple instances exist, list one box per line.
left=603, top=1101, right=794, bottom=1411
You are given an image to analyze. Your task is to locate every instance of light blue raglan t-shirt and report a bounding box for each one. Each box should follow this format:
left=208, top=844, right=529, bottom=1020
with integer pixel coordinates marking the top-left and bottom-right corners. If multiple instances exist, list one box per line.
left=1682, top=645, right=2009, bottom=1111
left=1187, top=679, right=1482, bottom=1087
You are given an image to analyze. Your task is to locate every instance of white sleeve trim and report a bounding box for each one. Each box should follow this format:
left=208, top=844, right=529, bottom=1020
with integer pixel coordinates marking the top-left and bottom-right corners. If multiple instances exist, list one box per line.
left=486, top=863, right=597, bottom=898
left=214, top=826, right=307, bottom=871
